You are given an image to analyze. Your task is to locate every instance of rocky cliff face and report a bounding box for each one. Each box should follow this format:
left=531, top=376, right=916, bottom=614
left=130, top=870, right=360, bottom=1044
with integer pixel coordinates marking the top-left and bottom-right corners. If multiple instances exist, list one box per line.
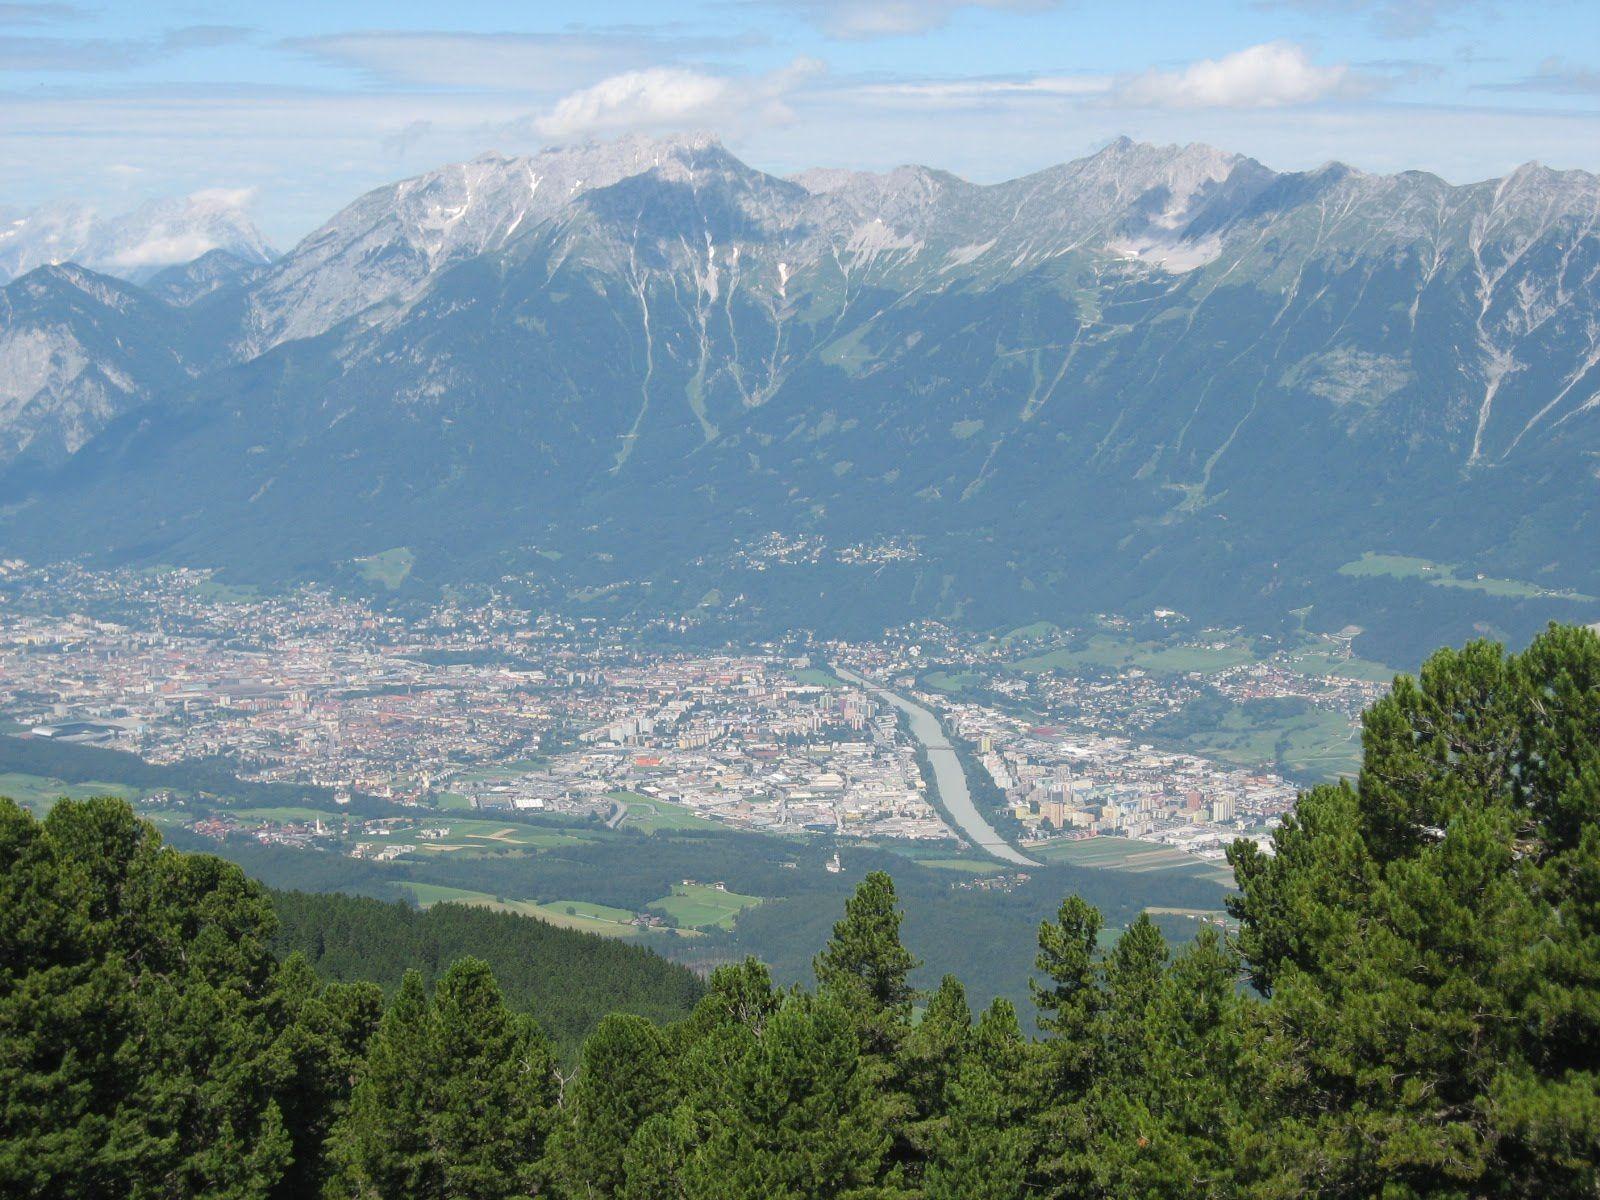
left=0, top=266, right=194, bottom=465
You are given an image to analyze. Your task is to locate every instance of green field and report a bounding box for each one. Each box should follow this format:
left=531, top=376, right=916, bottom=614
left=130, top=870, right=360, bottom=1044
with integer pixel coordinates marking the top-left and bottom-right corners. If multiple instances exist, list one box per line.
left=1283, top=645, right=1397, bottom=684
left=910, top=857, right=1006, bottom=874
left=360, top=817, right=594, bottom=852
left=1146, top=905, right=1232, bottom=922
left=792, top=667, right=845, bottom=688
left=648, top=882, right=763, bottom=930
left=189, top=578, right=259, bottom=604
left=1171, top=702, right=1361, bottom=781
left=355, top=546, right=416, bottom=590
left=436, top=792, right=476, bottom=811
left=395, top=881, right=492, bottom=906
left=997, top=621, right=1061, bottom=645
left=613, top=793, right=726, bottom=833
left=1338, top=551, right=1594, bottom=602
left=536, top=899, right=639, bottom=929
left=1035, top=837, right=1197, bottom=871
left=396, top=883, right=642, bottom=939
left=1034, top=837, right=1234, bottom=884
left=923, top=670, right=986, bottom=694
left=452, top=759, right=549, bottom=782
left=0, top=771, right=139, bottom=812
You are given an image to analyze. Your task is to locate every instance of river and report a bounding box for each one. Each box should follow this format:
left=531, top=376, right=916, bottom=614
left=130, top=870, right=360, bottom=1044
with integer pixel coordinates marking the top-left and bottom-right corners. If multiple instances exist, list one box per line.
left=833, top=665, right=1039, bottom=867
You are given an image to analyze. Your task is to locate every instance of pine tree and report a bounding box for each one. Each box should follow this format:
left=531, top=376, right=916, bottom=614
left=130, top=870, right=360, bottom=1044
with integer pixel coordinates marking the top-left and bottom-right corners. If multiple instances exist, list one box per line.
left=1097, top=913, right=1168, bottom=1075
left=619, top=1108, right=696, bottom=1200
left=266, top=956, right=383, bottom=1199
left=896, top=974, right=972, bottom=1171
left=1227, top=624, right=1600, bottom=1196
left=925, top=998, right=1037, bottom=1200
left=685, top=991, right=894, bottom=1200
left=0, top=797, right=293, bottom=1199
left=813, top=870, right=920, bottom=1024
left=547, top=1013, right=671, bottom=1199
left=428, top=958, right=558, bottom=1200
left=330, top=969, right=438, bottom=1199
left=812, top=869, right=922, bottom=1192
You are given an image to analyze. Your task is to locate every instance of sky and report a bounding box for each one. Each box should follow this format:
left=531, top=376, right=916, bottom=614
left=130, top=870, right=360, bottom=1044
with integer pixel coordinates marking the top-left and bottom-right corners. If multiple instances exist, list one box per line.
left=3, top=0, right=1598, bottom=247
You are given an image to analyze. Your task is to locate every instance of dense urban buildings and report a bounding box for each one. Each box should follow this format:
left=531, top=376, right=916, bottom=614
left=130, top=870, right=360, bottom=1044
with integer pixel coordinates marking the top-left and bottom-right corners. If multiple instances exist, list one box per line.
left=0, top=561, right=1388, bottom=868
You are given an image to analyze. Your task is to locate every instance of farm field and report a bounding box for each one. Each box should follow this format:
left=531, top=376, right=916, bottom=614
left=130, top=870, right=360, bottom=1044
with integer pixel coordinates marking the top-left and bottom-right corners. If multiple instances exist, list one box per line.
left=648, top=882, right=763, bottom=930
left=1283, top=645, right=1396, bottom=683
left=1338, top=551, right=1594, bottom=602
left=0, top=771, right=139, bottom=812
left=1178, top=704, right=1361, bottom=781
left=354, top=546, right=415, bottom=589
left=1034, top=837, right=1236, bottom=886
left=911, top=857, right=1006, bottom=874
left=395, top=882, right=646, bottom=939
left=791, top=667, right=845, bottom=688
left=612, top=792, right=727, bottom=833
left=359, top=817, right=597, bottom=852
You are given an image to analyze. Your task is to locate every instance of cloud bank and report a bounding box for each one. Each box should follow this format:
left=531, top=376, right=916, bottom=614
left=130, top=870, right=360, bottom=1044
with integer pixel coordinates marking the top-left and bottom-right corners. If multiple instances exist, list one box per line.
left=1115, top=42, right=1361, bottom=108
left=535, top=59, right=825, bottom=139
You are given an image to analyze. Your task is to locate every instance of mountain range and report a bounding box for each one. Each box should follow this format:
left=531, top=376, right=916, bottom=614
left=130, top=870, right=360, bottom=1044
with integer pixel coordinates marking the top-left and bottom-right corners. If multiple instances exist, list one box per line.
left=0, top=191, right=273, bottom=286
left=1, top=133, right=1597, bottom=661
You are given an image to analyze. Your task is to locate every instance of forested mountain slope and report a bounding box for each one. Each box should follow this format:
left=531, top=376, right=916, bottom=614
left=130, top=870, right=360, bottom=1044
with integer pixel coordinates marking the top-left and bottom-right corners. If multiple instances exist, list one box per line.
left=269, top=890, right=704, bottom=1055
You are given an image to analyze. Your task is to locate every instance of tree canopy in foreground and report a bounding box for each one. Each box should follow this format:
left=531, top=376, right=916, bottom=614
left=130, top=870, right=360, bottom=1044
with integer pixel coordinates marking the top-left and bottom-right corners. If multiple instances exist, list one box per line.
left=3, top=623, right=1599, bottom=1198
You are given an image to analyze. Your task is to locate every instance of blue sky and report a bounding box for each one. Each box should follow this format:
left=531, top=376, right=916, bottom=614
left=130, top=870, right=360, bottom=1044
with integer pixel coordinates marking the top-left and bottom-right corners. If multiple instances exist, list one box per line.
left=3, top=0, right=1597, bottom=245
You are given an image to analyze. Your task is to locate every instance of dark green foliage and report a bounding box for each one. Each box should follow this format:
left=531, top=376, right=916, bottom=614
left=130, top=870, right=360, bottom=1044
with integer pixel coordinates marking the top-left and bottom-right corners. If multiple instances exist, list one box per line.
left=267, top=956, right=384, bottom=1198
left=814, top=869, right=920, bottom=1036
left=683, top=990, right=895, bottom=1199
left=547, top=1014, right=672, bottom=1199
left=924, top=999, right=1037, bottom=1200
left=897, top=975, right=972, bottom=1165
left=1227, top=623, right=1600, bottom=1196
left=329, top=961, right=558, bottom=1200
left=0, top=796, right=292, bottom=1199
left=269, top=890, right=702, bottom=1055
left=329, top=971, right=436, bottom=1199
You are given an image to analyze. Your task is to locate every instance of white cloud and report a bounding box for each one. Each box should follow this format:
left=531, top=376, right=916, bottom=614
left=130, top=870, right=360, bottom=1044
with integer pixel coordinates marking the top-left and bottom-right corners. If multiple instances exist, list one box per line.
left=107, top=231, right=225, bottom=267
left=534, top=59, right=824, bottom=139
left=186, top=186, right=257, bottom=211
left=1114, top=42, right=1361, bottom=109
left=1482, top=56, right=1600, bottom=96
left=852, top=74, right=1110, bottom=105
left=775, top=0, right=1061, bottom=39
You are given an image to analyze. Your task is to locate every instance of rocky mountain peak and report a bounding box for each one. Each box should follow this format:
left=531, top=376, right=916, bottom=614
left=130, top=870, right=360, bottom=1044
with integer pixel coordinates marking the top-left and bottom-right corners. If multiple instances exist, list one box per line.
left=0, top=194, right=272, bottom=286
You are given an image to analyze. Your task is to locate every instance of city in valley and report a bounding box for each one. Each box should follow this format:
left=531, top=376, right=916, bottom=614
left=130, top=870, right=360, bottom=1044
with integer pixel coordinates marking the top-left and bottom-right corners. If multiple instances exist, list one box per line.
left=0, top=560, right=1391, bottom=873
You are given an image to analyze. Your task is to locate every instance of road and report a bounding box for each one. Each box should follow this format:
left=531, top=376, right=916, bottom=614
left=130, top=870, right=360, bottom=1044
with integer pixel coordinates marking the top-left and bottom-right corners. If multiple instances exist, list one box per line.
left=833, top=665, right=1039, bottom=867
